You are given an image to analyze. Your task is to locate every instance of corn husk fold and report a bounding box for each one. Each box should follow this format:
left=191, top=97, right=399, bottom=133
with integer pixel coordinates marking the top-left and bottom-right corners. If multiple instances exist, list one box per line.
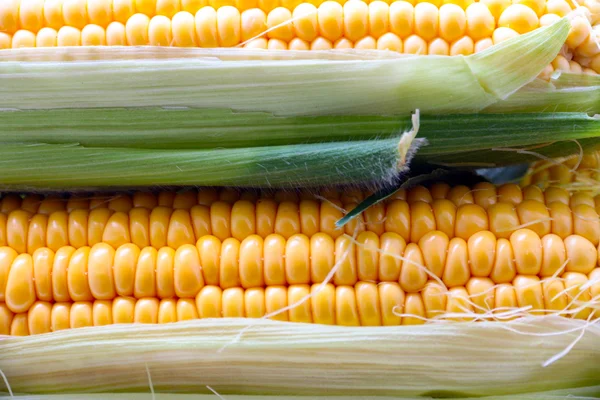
left=0, top=317, right=598, bottom=397
left=0, top=20, right=569, bottom=116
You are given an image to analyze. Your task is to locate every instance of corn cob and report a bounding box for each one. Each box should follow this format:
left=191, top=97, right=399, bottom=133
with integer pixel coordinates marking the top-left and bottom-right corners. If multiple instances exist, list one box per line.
left=0, top=184, right=599, bottom=335
left=0, top=184, right=598, bottom=253
left=0, top=0, right=598, bottom=75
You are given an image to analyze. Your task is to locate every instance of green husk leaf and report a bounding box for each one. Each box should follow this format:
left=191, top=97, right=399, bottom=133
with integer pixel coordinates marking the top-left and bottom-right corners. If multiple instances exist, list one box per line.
left=486, top=74, right=600, bottom=114
left=0, top=317, right=598, bottom=397
left=0, top=137, right=416, bottom=189
left=0, top=19, right=569, bottom=116
left=0, top=110, right=596, bottom=153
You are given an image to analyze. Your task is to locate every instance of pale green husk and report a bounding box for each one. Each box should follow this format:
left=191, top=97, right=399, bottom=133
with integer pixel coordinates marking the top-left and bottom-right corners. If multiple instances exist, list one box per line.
left=485, top=73, right=600, bottom=114
left=0, top=19, right=569, bottom=116
left=2, top=386, right=600, bottom=400
left=0, top=317, right=598, bottom=397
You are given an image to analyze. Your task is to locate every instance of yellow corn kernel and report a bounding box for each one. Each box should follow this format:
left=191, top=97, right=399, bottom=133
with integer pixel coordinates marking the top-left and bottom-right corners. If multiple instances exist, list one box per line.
left=107, top=21, right=127, bottom=44
left=58, top=27, right=84, bottom=48
left=410, top=201, right=436, bottom=243
left=513, top=275, right=544, bottom=315
left=450, top=35, right=474, bottom=55
left=298, top=200, right=319, bottom=236
left=481, top=0, right=510, bottom=20
left=467, top=230, right=496, bottom=277
left=287, top=284, right=312, bottom=322
left=310, top=282, right=336, bottom=324
left=274, top=201, right=300, bottom=239
left=403, top=292, right=425, bottom=325
left=414, top=2, right=439, bottom=41
left=209, top=201, right=231, bottom=242
left=548, top=202, right=573, bottom=239
left=356, top=231, right=379, bottom=281
left=418, top=230, right=449, bottom=278
left=354, top=281, right=381, bottom=326
left=389, top=1, right=414, bottom=39
left=196, top=285, right=223, bottom=318
left=244, top=287, right=265, bottom=318
left=52, top=246, right=75, bottom=302
left=190, top=205, right=212, bottom=239
left=19, top=0, right=45, bottom=33
left=406, top=185, right=433, bottom=205
left=68, top=247, right=93, bottom=302
left=217, top=6, right=241, bottom=46
left=132, top=192, right=158, bottom=209
left=176, top=298, right=199, bottom=321
left=443, top=237, right=470, bottom=287
left=134, top=298, right=159, bottom=323
left=0, top=248, right=18, bottom=304
left=320, top=200, right=344, bottom=239
left=174, top=244, right=204, bottom=298
left=156, top=0, right=181, bottom=17
left=431, top=199, right=456, bottom=238
left=88, top=208, right=112, bottom=247
left=195, top=236, right=219, bottom=287
left=510, top=229, right=542, bottom=275
left=573, top=204, right=600, bottom=246
left=81, top=25, right=106, bottom=46
left=149, top=206, right=172, bottom=249
left=540, top=233, right=566, bottom=277
left=88, top=0, right=113, bottom=27
left=446, top=286, right=474, bottom=320
left=220, top=237, right=241, bottom=289
left=0, top=303, right=14, bottom=335
left=0, top=0, right=20, bottom=34
left=542, top=277, right=568, bottom=313
left=455, top=204, right=488, bottom=240
left=70, top=301, right=93, bottom=328
left=466, top=277, right=495, bottom=314
left=427, top=38, right=450, bottom=56
left=399, top=242, right=427, bottom=293
left=439, top=4, right=466, bottom=42
left=230, top=200, right=256, bottom=241
left=155, top=247, right=175, bottom=299
left=564, top=235, right=596, bottom=274
left=254, top=199, right=275, bottom=237
left=27, top=214, right=48, bottom=256
left=447, top=185, right=474, bottom=206
left=563, top=272, right=592, bottom=319
left=47, top=211, right=68, bottom=252
left=515, top=199, right=551, bottom=237
left=114, top=244, right=140, bottom=297
left=379, top=232, right=405, bottom=281
left=135, top=247, right=158, bottom=298
left=90, top=300, right=113, bottom=327
left=126, top=13, right=150, bottom=45
left=465, top=3, right=495, bottom=40
left=158, top=298, right=177, bottom=323
left=26, top=301, right=51, bottom=334
left=318, top=1, right=343, bottom=41
left=474, top=37, right=493, bottom=51
left=498, top=4, right=539, bottom=34
left=63, top=0, right=88, bottom=29
left=167, top=209, right=195, bottom=249
left=173, top=11, right=199, bottom=46
left=544, top=186, right=570, bottom=205
left=367, top=1, right=388, bottom=39
left=488, top=202, right=519, bottom=239
left=11, top=313, right=30, bottom=336
left=335, top=285, right=360, bottom=326
left=103, top=212, right=131, bottom=250
left=148, top=15, right=173, bottom=45
left=68, top=209, right=89, bottom=249
left=112, top=296, right=136, bottom=324
left=0, top=33, right=10, bottom=49
left=422, top=281, right=447, bottom=318
left=384, top=200, right=410, bottom=241
left=88, top=243, right=117, bottom=300
left=265, top=285, right=288, bottom=320
left=8, top=210, right=31, bottom=255
left=377, top=32, right=402, bottom=51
